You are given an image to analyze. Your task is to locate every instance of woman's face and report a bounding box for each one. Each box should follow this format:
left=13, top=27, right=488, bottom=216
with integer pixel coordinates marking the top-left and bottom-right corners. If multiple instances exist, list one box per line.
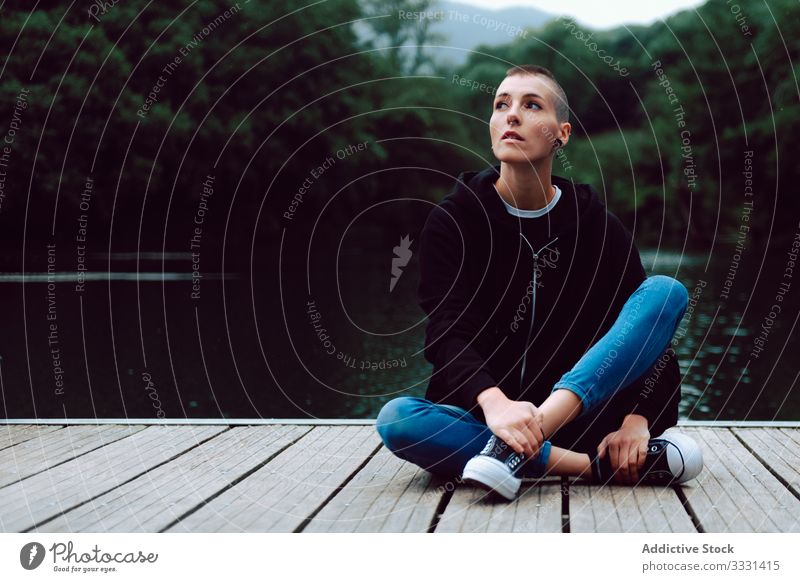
left=489, top=74, right=568, bottom=163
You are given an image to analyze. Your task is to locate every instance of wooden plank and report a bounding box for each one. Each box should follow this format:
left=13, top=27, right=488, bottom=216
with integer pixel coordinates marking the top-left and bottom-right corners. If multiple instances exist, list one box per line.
left=681, top=427, right=800, bottom=532
left=5, top=419, right=800, bottom=427
left=732, top=428, right=800, bottom=498
left=678, top=421, right=800, bottom=428
left=568, top=481, right=694, bottom=532
left=0, top=419, right=376, bottom=426
left=0, top=425, right=146, bottom=487
left=304, top=446, right=448, bottom=533
left=5, top=420, right=800, bottom=427
left=36, top=425, right=311, bottom=532
left=165, top=425, right=381, bottom=532
left=781, top=427, right=800, bottom=447
left=0, top=425, right=62, bottom=451
left=435, top=478, right=562, bottom=533
left=0, top=425, right=225, bottom=532
left=6, top=424, right=792, bottom=534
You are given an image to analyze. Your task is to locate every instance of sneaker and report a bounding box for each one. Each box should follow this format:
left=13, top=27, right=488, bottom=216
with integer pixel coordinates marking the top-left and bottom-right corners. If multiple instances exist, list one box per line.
left=593, top=431, right=703, bottom=485
left=641, top=432, right=704, bottom=484
left=461, top=435, right=526, bottom=500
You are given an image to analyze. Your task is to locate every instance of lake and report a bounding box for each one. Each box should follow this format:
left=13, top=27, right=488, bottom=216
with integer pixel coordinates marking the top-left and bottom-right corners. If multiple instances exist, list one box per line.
left=0, top=238, right=797, bottom=421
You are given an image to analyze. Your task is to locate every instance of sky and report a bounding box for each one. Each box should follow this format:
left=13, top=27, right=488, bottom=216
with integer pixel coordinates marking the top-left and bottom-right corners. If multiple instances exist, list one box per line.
left=453, top=0, right=707, bottom=29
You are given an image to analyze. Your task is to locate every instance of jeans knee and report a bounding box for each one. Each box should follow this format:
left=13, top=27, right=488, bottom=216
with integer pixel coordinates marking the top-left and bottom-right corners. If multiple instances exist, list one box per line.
left=646, top=275, right=689, bottom=321
left=375, top=397, right=425, bottom=451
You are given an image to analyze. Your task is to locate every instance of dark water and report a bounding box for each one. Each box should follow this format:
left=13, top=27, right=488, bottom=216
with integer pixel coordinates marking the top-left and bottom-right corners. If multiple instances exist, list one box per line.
left=637, top=249, right=799, bottom=420
left=1, top=237, right=798, bottom=420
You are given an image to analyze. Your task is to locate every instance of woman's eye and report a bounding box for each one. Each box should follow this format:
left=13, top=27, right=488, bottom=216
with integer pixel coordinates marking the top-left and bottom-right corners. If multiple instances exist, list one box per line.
left=494, top=101, right=540, bottom=110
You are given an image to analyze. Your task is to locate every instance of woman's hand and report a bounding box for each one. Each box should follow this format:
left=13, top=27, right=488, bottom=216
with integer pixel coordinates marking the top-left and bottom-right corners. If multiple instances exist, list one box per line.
left=477, top=387, right=544, bottom=457
left=597, top=414, right=650, bottom=484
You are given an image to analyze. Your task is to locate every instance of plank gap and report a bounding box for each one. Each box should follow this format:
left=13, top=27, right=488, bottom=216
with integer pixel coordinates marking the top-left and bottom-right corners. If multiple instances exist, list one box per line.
left=730, top=429, right=800, bottom=503
left=21, top=427, right=231, bottom=533
left=0, top=426, right=147, bottom=490
left=0, top=426, right=65, bottom=452
left=293, top=440, right=383, bottom=533
left=673, top=484, right=704, bottom=533
left=158, top=427, right=312, bottom=533
left=427, top=476, right=460, bottom=533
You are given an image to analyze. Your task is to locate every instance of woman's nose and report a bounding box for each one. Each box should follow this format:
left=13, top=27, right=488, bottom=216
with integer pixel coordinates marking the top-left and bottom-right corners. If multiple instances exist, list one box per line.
left=506, top=105, right=520, bottom=125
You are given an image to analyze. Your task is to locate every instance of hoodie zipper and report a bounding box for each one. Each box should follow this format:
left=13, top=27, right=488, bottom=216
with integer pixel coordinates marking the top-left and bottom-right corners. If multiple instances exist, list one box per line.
left=517, top=234, right=559, bottom=389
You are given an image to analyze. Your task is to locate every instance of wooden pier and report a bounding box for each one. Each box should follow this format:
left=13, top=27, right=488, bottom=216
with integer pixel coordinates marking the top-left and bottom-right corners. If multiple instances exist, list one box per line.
left=1, top=421, right=798, bottom=533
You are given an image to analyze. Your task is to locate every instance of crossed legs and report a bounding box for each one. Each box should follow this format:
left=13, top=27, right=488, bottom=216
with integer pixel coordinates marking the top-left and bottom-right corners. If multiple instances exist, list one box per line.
left=377, top=275, right=689, bottom=480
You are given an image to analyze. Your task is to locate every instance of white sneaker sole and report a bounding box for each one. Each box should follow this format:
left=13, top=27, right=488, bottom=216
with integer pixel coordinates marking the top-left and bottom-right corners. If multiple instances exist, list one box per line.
left=462, top=456, right=521, bottom=501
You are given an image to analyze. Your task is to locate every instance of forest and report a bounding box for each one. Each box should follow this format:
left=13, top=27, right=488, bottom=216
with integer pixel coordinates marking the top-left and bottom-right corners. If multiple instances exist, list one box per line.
left=0, top=0, right=797, bottom=264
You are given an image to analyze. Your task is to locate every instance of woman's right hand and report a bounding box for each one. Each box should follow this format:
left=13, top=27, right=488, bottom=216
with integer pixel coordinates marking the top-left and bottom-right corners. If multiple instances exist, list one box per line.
left=477, top=387, right=544, bottom=458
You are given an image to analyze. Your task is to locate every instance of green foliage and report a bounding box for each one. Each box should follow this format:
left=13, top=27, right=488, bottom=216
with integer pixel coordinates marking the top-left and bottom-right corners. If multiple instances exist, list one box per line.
left=0, top=0, right=795, bottom=250
left=0, top=0, right=475, bottom=252
left=450, top=0, right=799, bottom=247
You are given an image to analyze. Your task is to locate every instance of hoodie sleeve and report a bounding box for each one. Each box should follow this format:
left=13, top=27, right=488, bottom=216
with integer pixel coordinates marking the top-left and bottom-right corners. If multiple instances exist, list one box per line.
left=603, top=213, right=681, bottom=427
left=417, top=204, right=498, bottom=411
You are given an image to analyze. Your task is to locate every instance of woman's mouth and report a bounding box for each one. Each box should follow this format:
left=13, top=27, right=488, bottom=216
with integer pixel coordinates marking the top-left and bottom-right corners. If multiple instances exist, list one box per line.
left=501, top=131, right=524, bottom=141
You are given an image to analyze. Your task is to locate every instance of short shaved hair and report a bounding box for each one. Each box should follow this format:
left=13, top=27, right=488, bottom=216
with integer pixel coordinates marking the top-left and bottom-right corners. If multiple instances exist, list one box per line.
left=504, top=64, right=569, bottom=123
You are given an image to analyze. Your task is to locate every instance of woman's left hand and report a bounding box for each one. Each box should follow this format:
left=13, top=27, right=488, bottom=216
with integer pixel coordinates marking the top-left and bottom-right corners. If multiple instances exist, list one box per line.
left=597, top=414, right=650, bottom=484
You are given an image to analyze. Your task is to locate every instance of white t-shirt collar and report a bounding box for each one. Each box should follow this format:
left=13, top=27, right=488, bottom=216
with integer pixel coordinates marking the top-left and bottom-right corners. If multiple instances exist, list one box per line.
left=494, top=184, right=562, bottom=218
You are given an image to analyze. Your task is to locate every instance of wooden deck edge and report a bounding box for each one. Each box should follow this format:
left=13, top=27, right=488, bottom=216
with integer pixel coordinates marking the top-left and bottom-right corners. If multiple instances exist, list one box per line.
left=677, top=420, right=800, bottom=427
left=0, top=418, right=376, bottom=426
left=1, top=419, right=799, bottom=427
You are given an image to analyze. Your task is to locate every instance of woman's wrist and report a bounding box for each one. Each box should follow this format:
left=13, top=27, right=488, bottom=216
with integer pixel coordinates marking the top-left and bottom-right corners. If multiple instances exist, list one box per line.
left=476, top=386, right=507, bottom=412
left=622, top=413, right=649, bottom=429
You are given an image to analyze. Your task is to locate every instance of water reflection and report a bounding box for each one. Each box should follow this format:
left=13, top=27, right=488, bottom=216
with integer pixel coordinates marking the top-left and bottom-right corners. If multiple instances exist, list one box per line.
left=0, top=246, right=796, bottom=420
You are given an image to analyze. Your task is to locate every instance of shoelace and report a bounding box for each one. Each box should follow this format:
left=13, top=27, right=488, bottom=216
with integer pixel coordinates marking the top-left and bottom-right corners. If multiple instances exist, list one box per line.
left=479, top=436, right=497, bottom=456
left=480, top=436, right=526, bottom=475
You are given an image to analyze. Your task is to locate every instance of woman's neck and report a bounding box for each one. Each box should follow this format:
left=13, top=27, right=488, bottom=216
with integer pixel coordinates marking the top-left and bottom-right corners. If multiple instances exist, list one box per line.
left=494, top=160, right=555, bottom=211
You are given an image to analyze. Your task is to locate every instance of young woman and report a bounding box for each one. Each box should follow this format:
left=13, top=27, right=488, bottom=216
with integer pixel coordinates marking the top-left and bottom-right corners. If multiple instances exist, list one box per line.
left=376, top=65, right=702, bottom=500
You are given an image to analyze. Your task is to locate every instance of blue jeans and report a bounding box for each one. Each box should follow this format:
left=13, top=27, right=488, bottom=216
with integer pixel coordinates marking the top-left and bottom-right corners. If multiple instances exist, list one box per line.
left=376, top=275, right=689, bottom=478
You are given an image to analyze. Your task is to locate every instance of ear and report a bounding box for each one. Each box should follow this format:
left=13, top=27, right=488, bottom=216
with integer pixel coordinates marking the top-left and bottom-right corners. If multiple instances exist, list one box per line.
left=558, top=122, right=572, bottom=148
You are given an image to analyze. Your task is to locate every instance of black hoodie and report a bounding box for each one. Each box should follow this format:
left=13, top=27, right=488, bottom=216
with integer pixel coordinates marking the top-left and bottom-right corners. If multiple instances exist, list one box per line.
left=417, top=165, right=681, bottom=425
